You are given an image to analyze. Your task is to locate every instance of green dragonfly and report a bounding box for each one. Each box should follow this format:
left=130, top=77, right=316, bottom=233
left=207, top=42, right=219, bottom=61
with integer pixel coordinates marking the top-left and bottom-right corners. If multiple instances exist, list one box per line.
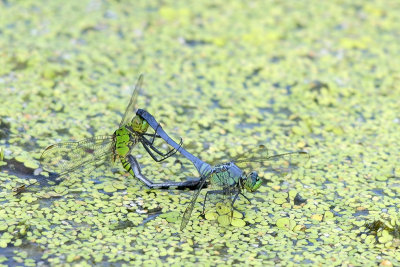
left=38, top=75, right=200, bottom=190
left=179, top=146, right=310, bottom=230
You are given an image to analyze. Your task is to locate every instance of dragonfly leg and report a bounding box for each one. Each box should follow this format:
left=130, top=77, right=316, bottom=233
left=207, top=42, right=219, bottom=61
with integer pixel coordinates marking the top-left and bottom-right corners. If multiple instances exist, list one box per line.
left=201, top=190, right=224, bottom=215
left=141, top=141, right=165, bottom=162
left=140, top=137, right=183, bottom=162
left=230, top=190, right=246, bottom=218
left=142, top=132, right=162, bottom=138
left=123, top=155, right=202, bottom=190
left=160, top=137, right=183, bottom=158
left=239, top=192, right=252, bottom=204
left=141, top=123, right=175, bottom=147
left=231, top=191, right=240, bottom=207
left=149, top=123, right=161, bottom=145
left=141, top=136, right=183, bottom=160
left=140, top=123, right=162, bottom=146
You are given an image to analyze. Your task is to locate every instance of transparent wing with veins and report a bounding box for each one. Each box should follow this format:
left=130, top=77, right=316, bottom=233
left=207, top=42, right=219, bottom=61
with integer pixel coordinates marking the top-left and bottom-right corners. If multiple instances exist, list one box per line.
left=40, top=136, right=114, bottom=176
left=119, top=74, right=143, bottom=127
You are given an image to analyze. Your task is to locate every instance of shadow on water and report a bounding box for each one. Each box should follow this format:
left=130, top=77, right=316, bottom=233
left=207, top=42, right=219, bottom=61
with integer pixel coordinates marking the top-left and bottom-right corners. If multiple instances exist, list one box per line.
left=1, top=160, right=71, bottom=210
left=3, top=159, right=62, bottom=191
left=0, top=160, right=55, bottom=265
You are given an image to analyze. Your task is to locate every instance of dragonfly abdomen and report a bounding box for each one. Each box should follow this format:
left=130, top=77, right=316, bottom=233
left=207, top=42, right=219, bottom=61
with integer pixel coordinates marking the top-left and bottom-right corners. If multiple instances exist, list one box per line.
left=120, top=156, right=135, bottom=177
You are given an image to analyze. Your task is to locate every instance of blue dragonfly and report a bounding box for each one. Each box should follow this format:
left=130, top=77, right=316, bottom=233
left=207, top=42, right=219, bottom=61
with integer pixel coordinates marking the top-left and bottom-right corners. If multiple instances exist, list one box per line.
left=137, top=109, right=309, bottom=230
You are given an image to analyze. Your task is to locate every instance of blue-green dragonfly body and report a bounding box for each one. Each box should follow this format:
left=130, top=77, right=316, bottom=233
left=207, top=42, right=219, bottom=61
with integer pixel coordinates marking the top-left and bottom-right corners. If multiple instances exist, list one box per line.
left=137, top=109, right=309, bottom=230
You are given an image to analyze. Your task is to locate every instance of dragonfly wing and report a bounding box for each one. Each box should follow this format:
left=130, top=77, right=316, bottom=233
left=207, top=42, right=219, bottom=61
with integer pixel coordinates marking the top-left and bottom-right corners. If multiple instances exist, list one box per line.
left=206, top=166, right=238, bottom=223
left=119, top=74, right=143, bottom=127
left=180, top=172, right=211, bottom=231
left=232, top=145, right=269, bottom=165
left=40, top=136, right=114, bottom=176
left=235, top=151, right=310, bottom=174
left=264, top=151, right=310, bottom=173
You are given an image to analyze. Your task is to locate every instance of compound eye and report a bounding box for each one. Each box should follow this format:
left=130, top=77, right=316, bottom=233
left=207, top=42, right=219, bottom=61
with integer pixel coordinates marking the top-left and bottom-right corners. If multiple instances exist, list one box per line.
left=250, top=171, right=258, bottom=180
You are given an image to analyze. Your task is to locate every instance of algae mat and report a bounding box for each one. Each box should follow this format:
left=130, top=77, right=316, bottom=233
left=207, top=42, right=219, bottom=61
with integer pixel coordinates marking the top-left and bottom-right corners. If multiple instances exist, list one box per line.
left=1, top=0, right=400, bottom=266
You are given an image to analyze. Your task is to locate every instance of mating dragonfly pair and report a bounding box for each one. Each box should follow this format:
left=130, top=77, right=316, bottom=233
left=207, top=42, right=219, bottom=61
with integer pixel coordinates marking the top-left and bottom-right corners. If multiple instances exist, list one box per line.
left=37, top=75, right=310, bottom=230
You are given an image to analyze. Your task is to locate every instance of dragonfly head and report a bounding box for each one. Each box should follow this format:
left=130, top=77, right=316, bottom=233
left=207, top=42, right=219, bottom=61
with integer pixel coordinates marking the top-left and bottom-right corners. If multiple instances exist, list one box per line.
left=132, top=115, right=149, bottom=133
left=244, top=171, right=262, bottom=192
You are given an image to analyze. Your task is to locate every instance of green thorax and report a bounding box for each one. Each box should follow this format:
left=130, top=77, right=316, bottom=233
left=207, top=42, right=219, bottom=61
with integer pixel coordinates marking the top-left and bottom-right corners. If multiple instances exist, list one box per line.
left=209, top=162, right=262, bottom=193
left=209, top=163, right=241, bottom=187
left=114, top=115, right=149, bottom=157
